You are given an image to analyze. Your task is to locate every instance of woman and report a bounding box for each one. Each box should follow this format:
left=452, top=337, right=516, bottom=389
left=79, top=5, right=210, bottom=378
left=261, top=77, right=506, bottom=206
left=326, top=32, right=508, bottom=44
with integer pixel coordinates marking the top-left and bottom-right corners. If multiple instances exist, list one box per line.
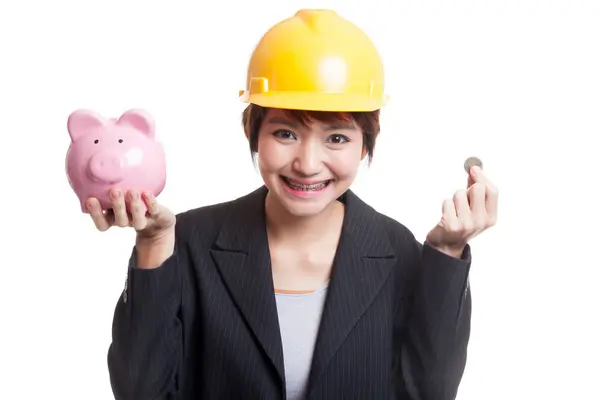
left=89, top=9, right=499, bottom=400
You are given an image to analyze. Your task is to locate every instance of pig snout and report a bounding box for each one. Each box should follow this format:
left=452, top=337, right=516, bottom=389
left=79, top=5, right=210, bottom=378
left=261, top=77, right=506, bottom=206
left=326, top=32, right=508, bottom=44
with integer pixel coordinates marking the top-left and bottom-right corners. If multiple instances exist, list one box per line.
left=88, top=151, right=126, bottom=183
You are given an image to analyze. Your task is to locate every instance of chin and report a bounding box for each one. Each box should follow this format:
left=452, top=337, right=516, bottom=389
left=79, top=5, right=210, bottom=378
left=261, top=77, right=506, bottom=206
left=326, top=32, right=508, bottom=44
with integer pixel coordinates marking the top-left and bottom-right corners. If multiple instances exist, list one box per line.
left=266, top=174, right=346, bottom=218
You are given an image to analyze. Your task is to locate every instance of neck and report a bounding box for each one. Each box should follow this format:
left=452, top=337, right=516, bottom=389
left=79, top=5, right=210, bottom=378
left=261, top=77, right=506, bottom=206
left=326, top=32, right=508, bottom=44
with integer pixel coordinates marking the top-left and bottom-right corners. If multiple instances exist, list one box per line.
left=265, top=192, right=343, bottom=243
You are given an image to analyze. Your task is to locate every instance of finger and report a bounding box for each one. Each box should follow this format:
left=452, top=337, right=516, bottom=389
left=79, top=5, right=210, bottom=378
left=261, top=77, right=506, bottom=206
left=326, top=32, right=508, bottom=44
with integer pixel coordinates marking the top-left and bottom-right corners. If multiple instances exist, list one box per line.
left=110, top=188, right=129, bottom=228
left=87, top=198, right=114, bottom=231
left=142, top=192, right=161, bottom=217
left=470, top=166, right=499, bottom=220
left=128, top=191, right=148, bottom=231
left=453, top=189, right=471, bottom=219
left=442, top=198, right=459, bottom=227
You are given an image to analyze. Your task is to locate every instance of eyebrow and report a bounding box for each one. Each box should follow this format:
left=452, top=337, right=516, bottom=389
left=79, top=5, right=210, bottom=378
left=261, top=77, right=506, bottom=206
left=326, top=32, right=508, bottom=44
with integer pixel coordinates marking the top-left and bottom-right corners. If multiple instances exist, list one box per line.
left=323, top=122, right=357, bottom=131
left=264, top=117, right=357, bottom=131
left=264, top=118, right=300, bottom=129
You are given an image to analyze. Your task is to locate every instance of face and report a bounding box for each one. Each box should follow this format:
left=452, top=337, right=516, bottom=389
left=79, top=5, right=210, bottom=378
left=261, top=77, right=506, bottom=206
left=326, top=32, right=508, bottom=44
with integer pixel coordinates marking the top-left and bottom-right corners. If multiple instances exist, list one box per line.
left=255, top=108, right=366, bottom=218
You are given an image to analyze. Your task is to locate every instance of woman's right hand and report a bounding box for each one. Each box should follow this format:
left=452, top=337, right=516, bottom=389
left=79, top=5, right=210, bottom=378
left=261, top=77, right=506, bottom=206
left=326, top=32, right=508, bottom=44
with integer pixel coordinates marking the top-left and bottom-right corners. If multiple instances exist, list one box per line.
left=86, top=188, right=176, bottom=268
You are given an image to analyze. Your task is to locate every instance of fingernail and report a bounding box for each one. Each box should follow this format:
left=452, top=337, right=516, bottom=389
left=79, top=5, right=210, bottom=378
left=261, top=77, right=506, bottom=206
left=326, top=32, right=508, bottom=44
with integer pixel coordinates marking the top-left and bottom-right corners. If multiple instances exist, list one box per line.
left=131, top=191, right=139, bottom=199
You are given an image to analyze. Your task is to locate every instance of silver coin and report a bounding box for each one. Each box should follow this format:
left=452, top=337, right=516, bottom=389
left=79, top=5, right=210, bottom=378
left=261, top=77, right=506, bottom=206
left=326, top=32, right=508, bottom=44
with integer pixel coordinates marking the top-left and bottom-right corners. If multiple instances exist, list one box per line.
left=464, top=156, right=483, bottom=173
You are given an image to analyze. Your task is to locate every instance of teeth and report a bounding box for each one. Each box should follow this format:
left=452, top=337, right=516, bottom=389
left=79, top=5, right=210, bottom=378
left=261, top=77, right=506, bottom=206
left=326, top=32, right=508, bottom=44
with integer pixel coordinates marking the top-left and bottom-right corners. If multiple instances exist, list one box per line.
left=285, top=178, right=330, bottom=191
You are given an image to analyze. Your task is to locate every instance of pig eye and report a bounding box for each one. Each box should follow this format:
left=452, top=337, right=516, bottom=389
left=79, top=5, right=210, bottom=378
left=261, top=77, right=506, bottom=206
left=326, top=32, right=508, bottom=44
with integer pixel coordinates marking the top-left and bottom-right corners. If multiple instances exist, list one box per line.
left=118, top=139, right=123, bottom=143
left=94, top=139, right=99, bottom=144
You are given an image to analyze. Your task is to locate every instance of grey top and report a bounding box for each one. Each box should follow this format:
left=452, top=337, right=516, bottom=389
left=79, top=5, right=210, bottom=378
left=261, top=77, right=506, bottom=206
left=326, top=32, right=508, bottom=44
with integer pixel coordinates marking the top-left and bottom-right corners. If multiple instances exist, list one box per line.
left=274, top=282, right=329, bottom=400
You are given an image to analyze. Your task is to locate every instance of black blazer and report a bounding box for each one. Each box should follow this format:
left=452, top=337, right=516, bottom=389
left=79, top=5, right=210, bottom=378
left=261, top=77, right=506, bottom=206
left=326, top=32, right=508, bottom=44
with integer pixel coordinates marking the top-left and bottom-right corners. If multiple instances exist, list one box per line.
left=107, top=186, right=472, bottom=400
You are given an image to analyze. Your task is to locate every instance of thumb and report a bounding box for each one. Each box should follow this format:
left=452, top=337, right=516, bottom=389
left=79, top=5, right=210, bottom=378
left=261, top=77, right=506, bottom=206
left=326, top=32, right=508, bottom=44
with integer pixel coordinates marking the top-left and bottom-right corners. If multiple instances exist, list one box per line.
left=467, top=165, right=481, bottom=188
left=464, top=157, right=483, bottom=188
left=425, top=223, right=444, bottom=248
left=467, top=174, right=475, bottom=188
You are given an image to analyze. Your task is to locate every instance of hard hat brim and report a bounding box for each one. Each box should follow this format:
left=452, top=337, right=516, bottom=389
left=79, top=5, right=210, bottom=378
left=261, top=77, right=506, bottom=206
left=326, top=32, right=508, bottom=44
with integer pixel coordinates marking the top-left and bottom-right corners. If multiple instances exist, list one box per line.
left=240, top=91, right=388, bottom=112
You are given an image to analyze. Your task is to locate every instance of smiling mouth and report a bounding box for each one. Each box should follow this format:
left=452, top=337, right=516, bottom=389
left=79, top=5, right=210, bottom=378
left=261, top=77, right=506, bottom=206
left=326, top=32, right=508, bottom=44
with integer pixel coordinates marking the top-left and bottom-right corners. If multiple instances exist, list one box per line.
left=280, top=176, right=332, bottom=191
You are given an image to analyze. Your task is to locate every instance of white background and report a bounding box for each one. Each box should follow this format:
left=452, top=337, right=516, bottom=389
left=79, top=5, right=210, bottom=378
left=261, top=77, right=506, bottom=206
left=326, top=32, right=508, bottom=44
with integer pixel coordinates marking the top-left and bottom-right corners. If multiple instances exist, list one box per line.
left=1, top=0, right=599, bottom=399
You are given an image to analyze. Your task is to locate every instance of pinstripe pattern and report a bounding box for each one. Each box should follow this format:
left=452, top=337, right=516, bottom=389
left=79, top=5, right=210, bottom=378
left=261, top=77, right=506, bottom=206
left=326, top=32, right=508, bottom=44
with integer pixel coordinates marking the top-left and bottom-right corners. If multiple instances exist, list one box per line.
left=107, top=185, right=472, bottom=399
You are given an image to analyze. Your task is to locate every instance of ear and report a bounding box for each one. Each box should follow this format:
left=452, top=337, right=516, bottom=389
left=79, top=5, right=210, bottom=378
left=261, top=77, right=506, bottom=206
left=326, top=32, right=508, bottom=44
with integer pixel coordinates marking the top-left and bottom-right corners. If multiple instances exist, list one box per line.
left=361, top=146, right=367, bottom=160
left=67, top=109, right=106, bottom=142
left=117, top=109, right=155, bottom=138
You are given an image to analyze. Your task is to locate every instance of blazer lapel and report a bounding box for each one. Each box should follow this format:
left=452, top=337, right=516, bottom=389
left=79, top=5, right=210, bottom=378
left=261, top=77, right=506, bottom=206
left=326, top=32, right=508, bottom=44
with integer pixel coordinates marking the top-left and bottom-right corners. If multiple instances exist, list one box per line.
left=209, top=186, right=286, bottom=385
left=307, top=189, right=397, bottom=391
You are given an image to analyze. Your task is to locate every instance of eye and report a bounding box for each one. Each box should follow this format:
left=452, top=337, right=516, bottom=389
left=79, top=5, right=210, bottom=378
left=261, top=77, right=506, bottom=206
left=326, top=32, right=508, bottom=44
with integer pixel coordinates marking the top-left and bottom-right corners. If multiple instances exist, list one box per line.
left=94, top=139, right=99, bottom=144
left=327, top=134, right=349, bottom=144
left=272, top=130, right=297, bottom=140
left=118, top=139, right=123, bottom=143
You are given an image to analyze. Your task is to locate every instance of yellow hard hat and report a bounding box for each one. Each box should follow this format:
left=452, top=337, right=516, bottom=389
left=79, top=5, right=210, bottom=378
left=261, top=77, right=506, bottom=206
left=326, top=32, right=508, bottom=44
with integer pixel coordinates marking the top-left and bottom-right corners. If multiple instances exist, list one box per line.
left=239, top=9, right=388, bottom=112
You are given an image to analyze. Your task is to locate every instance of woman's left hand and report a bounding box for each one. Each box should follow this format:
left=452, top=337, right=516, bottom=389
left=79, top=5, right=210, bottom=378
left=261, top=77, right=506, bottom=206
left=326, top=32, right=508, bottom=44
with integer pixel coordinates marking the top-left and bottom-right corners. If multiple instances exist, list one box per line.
left=425, top=166, right=499, bottom=258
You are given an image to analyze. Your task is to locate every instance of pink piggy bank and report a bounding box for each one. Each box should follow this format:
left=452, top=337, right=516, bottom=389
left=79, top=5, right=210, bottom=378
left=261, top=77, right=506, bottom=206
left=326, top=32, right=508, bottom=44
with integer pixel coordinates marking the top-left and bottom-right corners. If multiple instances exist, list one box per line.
left=65, top=108, right=167, bottom=213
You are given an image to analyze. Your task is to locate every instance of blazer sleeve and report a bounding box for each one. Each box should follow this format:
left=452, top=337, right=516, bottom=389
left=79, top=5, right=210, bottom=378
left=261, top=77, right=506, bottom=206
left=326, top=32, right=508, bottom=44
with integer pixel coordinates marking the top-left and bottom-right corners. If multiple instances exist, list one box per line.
left=398, top=241, right=472, bottom=400
left=107, top=242, right=185, bottom=400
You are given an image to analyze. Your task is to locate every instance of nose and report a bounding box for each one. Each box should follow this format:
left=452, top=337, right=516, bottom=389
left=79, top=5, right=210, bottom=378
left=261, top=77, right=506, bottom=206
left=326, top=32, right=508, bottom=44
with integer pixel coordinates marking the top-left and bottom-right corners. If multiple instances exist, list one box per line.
left=88, top=150, right=125, bottom=183
left=292, top=140, right=323, bottom=176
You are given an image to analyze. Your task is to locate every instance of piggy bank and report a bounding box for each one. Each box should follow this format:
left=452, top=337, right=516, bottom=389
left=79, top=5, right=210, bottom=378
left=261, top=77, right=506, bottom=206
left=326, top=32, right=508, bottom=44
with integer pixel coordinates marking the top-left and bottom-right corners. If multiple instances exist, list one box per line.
left=65, top=108, right=166, bottom=213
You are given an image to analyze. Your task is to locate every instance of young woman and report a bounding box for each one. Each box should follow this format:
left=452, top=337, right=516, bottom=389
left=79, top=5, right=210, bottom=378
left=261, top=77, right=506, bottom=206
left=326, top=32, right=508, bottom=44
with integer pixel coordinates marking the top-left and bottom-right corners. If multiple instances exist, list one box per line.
left=89, top=9, right=499, bottom=400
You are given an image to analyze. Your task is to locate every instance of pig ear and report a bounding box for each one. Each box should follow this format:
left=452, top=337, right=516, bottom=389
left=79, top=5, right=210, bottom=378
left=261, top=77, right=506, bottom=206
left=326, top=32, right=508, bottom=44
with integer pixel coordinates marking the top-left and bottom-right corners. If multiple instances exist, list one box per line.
left=117, top=109, right=155, bottom=138
left=67, top=109, right=106, bottom=142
